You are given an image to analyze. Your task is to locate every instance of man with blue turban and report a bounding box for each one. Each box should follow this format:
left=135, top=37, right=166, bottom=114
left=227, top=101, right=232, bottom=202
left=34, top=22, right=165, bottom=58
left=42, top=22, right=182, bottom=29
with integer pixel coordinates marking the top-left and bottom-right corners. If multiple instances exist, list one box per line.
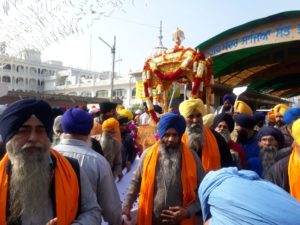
left=122, top=113, right=205, bottom=225
left=54, top=107, right=122, bottom=225
left=0, top=99, right=101, bottom=225
left=214, top=94, right=235, bottom=115
left=199, top=167, right=300, bottom=225
left=280, top=107, right=300, bottom=147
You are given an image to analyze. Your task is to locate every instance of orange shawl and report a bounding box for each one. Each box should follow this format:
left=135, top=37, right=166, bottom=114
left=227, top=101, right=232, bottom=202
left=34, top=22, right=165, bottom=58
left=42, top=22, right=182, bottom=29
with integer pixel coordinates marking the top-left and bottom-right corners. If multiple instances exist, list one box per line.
left=288, top=146, right=300, bottom=201
left=0, top=149, right=79, bottom=225
left=182, top=127, right=221, bottom=172
left=138, top=141, right=197, bottom=225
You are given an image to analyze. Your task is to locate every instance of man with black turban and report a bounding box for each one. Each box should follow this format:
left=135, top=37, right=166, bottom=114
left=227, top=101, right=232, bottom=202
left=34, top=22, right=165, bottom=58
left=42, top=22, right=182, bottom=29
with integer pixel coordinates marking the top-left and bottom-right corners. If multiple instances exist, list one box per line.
left=122, top=113, right=205, bottom=225
left=0, top=99, right=101, bottom=225
left=213, top=113, right=246, bottom=168
left=256, top=126, right=285, bottom=178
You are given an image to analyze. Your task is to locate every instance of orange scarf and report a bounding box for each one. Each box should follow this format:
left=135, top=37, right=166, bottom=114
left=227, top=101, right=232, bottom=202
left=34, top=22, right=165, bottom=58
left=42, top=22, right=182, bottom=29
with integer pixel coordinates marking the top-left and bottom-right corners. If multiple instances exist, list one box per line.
left=138, top=141, right=197, bottom=225
left=0, top=149, right=79, bottom=225
left=288, top=146, right=300, bottom=201
left=182, top=127, right=221, bottom=172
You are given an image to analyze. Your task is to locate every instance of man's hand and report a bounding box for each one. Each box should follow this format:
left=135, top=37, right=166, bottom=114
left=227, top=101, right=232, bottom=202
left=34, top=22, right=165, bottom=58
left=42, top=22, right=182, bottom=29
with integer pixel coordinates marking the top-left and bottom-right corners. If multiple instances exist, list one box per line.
left=46, top=218, right=58, bottom=225
left=161, top=206, right=190, bottom=224
left=117, top=172, right=124, bottom=182
left=122, top=206, right=132, bottom=220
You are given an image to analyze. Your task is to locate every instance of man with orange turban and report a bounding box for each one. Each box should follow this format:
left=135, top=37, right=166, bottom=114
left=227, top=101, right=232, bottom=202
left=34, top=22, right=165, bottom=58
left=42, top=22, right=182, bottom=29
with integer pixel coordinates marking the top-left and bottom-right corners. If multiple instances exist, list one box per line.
left=266, top=118, right=300, bottom=201
left=179, top=99, right=234, bottom=172
left=122, top=113, right=205, bottom=225
left=100, top=117, right=123, bottom=181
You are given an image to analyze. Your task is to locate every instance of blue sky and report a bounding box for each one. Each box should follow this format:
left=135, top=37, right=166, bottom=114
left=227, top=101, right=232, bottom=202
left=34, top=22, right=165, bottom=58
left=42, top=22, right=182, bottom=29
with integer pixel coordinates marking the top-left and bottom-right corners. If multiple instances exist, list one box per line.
left=42, top=0, right=300, bottom=75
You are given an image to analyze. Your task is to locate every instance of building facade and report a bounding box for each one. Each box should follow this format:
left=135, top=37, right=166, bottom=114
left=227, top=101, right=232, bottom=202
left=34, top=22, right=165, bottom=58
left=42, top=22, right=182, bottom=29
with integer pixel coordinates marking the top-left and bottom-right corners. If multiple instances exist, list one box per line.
left=0, top=49, right=141, bottom=108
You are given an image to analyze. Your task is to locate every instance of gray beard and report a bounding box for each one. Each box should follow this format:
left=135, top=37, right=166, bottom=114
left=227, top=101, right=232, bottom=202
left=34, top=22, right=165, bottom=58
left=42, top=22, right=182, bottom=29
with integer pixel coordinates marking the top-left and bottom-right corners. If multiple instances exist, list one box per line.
left=153, top=143, right=182, bottom=223
left=100, top=132, right=119, bottom=153
left=187, top=124, right=204, bottom=152
left=6, top=141, right=52, bottom=225
left=259, top=146, right=278, bottom=177
left=218, top=130, right=231, bottom=143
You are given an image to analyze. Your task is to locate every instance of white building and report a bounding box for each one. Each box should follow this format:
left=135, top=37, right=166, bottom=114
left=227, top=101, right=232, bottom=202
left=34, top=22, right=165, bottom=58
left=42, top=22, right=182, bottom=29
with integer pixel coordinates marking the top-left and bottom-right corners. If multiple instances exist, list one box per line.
left=0, top=49, right=142, bottom=108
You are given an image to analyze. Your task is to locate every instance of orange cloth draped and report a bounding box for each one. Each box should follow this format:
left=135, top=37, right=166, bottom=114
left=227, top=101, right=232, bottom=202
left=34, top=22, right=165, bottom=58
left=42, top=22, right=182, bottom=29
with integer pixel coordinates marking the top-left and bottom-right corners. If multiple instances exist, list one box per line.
left=138, top=141, right=197, bottom=225
left=288, top=146, right=300, bottom=201
left=0, top=150, right=79, bottom=225
left=136, top=125, right=157, bottom=151
left=90, top=118, right=102, bottom=136
left=182, top=127, right=221, bottom=172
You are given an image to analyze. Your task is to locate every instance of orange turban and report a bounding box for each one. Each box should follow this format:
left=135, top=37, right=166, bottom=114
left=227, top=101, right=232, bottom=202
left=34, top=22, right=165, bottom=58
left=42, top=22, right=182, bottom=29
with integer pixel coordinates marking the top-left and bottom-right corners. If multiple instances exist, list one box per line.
left=273, top=104, right=289, bottom=116
left=179, top=99, right=205, bottom=119
left=234, top=101, right=253, bottom=116
left=102, top=118, right=119, bottom=132
left=267, top=111, right=276, bottom=123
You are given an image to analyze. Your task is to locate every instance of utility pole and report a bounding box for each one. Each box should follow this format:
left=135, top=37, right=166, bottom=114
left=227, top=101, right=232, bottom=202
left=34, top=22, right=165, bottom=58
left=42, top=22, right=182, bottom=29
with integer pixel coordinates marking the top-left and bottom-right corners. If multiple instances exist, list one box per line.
left=98, top=35, right=116, bottom=101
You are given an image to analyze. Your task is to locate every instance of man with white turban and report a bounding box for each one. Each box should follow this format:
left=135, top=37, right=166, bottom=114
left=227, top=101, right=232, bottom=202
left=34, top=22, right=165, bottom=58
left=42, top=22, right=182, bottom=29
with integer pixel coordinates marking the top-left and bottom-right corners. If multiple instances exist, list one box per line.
left=179, top=99, right=234, bottom=172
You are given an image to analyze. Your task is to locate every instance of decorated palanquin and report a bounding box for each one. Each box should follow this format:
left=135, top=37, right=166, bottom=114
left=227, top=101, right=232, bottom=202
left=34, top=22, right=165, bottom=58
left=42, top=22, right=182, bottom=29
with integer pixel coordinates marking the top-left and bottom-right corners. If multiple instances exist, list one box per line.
left=142, top=28, right=215, bottom=124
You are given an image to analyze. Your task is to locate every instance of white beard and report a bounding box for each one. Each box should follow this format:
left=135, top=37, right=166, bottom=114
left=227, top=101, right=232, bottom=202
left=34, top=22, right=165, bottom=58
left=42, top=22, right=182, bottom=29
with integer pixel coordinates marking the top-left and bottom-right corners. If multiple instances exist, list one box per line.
left=187, top=124, right=204, bottom=151
left=6, top=141, right=52, bottom=225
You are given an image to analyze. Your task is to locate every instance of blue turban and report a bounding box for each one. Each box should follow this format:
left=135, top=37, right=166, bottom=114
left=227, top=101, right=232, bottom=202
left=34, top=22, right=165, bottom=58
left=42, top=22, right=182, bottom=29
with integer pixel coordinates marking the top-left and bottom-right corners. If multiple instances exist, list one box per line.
left=223, top=94, right=235, bottom=105
left=158, top=113, right=186, bottom=139
left=253, top=111, right=266, bottom=123
left=61, top=108, right=93, bottom=135
left=0, top=99, right=54, bottom=143
left=257, top=126, right=284, bottom=148
left=283, top=107, right=300, bottom=125
left=199, top=167, right=300, bottom=225
left=234, top=113, right=256, bottom=129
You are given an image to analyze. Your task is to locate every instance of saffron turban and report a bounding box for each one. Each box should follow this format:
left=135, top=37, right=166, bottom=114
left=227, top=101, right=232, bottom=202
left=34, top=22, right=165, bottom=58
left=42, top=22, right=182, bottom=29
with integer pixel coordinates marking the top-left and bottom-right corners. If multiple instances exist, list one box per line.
left=234, top=100, right=253, bottom=116
left=273, top=103, right=289, bottom=116
left=257, top=126, right=284, bottom=148
left=61, top=108, right=93, bottom=136
left=199, top=167, right=300, bottom=225
left=99, top=101, right=117, bottom=114
left=267, top=111, right=276, bottom=123
left=157, top=113, right=186, bottom=139
left=118, top=109, right=133, bottom=120
left=0, top=99, right=54, bottom=143
left=203, top=114, right=215, bottom=128
left=283, top=108, right=300, bottom=125
left=179, top=99, right=204, bottom=119
left=223, top=94, right=235, bottom=105
left=292, top=118, right=300, bottom=145
left=102, top=117, right=120, bottom=132
left=213, top=113, right=234, bottom=132
left=234, top=113, right=256, bottom=129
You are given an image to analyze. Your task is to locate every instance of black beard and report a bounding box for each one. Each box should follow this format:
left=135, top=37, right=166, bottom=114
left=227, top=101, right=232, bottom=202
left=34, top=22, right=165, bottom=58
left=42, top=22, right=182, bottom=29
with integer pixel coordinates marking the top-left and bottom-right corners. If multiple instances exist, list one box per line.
left=237, top=130, right=249, bottom=143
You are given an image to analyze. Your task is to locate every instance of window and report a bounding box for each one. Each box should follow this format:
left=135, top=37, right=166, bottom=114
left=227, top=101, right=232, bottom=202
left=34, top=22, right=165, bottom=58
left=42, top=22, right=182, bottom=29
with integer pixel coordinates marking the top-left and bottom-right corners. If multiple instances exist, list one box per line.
left=113, top=89, right=127, bottom=98
left=2, top=76, right=11, bottom=83
left=96, top=90, right=108, bottom=98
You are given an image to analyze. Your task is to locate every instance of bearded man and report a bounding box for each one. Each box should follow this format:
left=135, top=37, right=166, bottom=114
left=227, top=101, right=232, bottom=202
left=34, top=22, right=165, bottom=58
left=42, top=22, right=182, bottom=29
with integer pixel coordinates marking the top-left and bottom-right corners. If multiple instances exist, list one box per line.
left=256, top=126, right=285, bottom=178
left=179, top=99, right=234, bottom=172
left=213, top=113, right=247, bottom=169
left=214, top=94, right=235, bottom=115
left=122, top=113, right=205, bottom=225
left=0, top=99, right=101, bottom=225
left=266, top=118, right=300, bottom=201
left=100, top=117, right=123, bottom=180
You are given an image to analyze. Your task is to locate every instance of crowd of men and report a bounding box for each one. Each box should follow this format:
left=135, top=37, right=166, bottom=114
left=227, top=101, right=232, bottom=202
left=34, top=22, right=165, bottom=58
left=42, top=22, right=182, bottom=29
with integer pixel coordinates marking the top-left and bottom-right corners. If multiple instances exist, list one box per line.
left=0, top=94, right=300, bottom=225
